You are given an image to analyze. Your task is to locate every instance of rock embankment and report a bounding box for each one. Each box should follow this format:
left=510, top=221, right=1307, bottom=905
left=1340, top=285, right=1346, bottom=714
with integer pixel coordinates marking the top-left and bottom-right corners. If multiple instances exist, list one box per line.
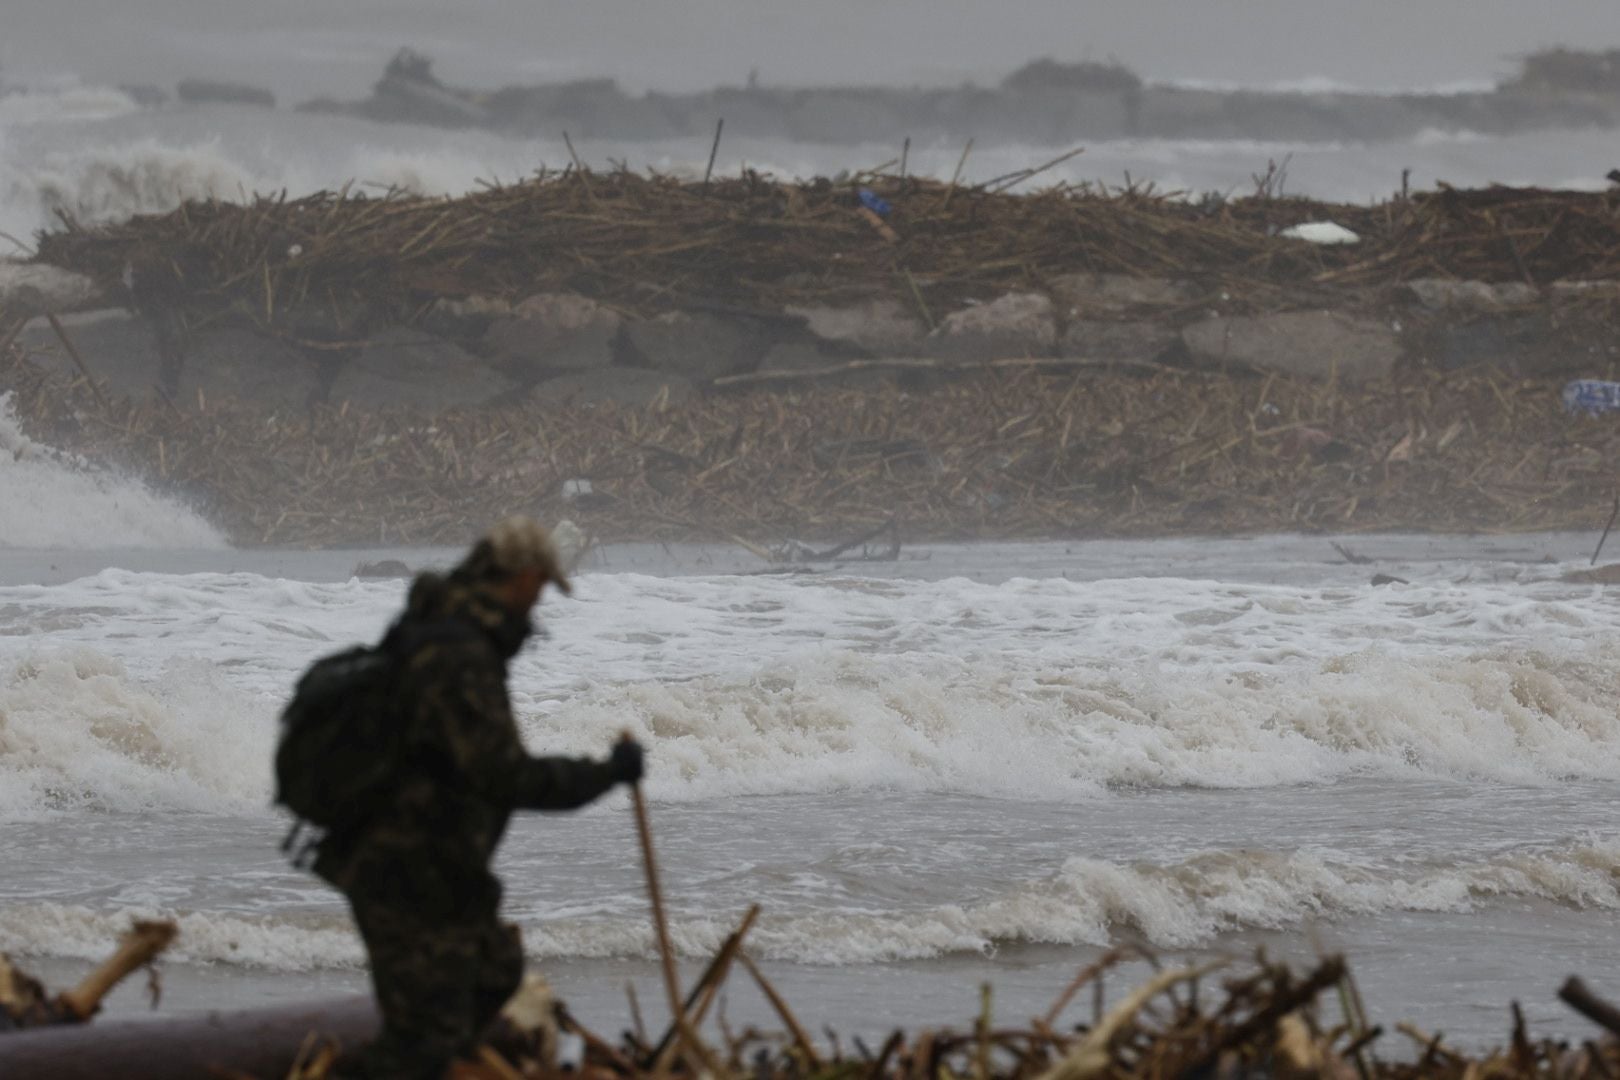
left=8, top=270, right=1617, bottom=416
left=6, top=177, right=1619, bottom=416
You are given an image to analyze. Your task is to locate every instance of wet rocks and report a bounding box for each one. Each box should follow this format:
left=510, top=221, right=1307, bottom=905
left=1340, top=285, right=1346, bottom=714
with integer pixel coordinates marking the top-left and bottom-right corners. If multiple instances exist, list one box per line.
left=1399, top=279, right=1540, bottom=310
left=177, top=329, right=322, bottom=409
left=331, top=328, right=517, bottom=412
left=16, top=312, right=169, bottom=401
left=783, top=299, right=928, bottom=355
left=927, top=292, right=1056, bottom=359
left=1182, top=311, right=1401, bottom=382
left=483, top=293, right=622, bottom=381
left=622, top=311, right=775, bottom=381
left=0, top=262, right=103, bottom=317
left=1061, top=320, right=1179, bottom=363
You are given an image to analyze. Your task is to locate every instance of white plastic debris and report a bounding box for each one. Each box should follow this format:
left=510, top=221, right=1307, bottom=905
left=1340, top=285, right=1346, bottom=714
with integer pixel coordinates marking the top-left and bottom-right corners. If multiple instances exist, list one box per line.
left=561, top=478, right=593, bottom=500
left=1279, top=221, right=1360, bottom=245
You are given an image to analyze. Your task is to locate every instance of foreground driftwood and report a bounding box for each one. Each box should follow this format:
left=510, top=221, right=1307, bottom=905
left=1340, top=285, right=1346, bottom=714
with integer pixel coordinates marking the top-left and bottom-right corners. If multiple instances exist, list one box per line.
left=1, top=920, right=176, bottom=1031
left=3, top=904, right=1620, bottom=1078
left=0, top=996, right=377, bottom=1079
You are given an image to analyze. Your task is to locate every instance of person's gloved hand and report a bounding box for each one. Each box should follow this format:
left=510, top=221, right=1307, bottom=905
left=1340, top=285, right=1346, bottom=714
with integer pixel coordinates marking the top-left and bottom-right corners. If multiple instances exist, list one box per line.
left=609, top=738, right=644, bottom=785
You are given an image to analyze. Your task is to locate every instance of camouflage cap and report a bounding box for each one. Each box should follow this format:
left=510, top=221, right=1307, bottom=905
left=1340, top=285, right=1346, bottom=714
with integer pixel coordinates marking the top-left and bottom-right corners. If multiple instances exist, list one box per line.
left=459, top=516, right=572, bottom=594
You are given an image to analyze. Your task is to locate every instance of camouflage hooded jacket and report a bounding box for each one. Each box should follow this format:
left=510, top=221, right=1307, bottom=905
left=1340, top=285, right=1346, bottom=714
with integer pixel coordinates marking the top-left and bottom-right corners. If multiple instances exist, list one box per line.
left=313, top=567, right=617, bottom=901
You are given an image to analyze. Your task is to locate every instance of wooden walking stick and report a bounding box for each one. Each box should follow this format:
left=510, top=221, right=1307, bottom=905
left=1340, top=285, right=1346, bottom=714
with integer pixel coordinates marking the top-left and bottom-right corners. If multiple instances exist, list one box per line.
left=623, top=733, right=727, bottom=1077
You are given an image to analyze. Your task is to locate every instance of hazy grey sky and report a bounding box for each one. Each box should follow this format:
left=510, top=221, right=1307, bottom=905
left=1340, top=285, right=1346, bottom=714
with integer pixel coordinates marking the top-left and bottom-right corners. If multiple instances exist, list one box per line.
left=6, top=0, right=1619, bottom=99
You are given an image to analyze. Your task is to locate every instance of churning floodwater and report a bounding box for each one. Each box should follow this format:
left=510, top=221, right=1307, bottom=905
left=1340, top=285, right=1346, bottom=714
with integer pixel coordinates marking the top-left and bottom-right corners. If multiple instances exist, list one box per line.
left=1, top=400, right=1618, bottom=1045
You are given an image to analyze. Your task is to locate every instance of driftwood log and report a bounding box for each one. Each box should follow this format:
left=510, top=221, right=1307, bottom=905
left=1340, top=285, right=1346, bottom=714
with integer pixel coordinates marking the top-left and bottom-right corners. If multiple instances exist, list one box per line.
left=1, top=920, right=177, bottom=1031
left=0, top=996, right=376, bottom=1079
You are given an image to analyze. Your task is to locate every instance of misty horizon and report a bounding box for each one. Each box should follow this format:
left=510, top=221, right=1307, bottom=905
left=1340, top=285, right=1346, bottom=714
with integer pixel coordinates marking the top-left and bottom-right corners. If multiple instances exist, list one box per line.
left=5, top=0, right=1620, bottom=102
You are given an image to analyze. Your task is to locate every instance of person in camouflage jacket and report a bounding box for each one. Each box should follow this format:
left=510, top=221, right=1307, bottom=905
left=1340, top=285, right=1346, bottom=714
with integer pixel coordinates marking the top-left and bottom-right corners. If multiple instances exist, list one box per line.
left=312, top=517, right=644, bottom=1079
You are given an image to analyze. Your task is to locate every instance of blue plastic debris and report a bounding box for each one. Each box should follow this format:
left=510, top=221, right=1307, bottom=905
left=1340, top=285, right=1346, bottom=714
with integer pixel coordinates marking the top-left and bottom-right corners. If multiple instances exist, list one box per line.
left=1563, top=379, right=1620, bottom=415
left=857, top=188, right=892, bottom=217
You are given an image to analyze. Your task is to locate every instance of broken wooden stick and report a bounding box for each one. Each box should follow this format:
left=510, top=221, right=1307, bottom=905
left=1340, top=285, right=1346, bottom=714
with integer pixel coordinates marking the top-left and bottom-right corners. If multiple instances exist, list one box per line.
left=739, top=951, right=822, bottom=1069
left=648, top=903, right=759, bottom=1064
left=57, top=919, right=178, bottom=1021
left=2, top=919, right=178, bottom=1031
left=626, top=735, right=727, bottom=1077
left=1591, top=494, right=1619, bottom=566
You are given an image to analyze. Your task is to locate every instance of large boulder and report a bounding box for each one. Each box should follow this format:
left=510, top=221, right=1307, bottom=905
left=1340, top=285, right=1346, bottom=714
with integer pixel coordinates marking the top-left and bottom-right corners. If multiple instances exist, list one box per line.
left=785, top=299, right=928, bottom=355
left=15, top=311, right=169, bottom=400
left=176, top=328, right=323, bottom=410
left=0, top=261, right=103, bottom=317
left=1398, top=279, right=1539, bottom=310
left=533, top=368, right=694, bottom=407
left=1550, top=281, right=1620, bottom=304
left=1048, top=273, right=1199, bottom=317
left=622, top=311, right=775, bottom=381
left=1417, top=314, right=1605, bottom=377
left=1061, top=320, right=1178, bottom=363
left=927, top=292, right=1057, bottom=360
left=1181, top=311, right=1400, bottom=382
left=483, top=293, right=621, bottom=380
left=330, top=328, right=517, bottom=412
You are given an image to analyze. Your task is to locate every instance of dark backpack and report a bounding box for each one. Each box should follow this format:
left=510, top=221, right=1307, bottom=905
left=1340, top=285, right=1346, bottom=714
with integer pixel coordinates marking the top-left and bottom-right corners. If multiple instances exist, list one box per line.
left=274, top=618, right=477, bottom=850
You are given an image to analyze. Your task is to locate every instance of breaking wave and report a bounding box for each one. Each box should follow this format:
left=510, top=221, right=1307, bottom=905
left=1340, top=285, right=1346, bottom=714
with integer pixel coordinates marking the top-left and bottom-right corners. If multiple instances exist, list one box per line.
left=2, top=631, right=1616, bottom=820
left=0, top=138, right=258, bottom=234
left=5, top=837, right=1616, bottom=968
left=0, top=395, right=225, bottom=549
left=0, top=648, right=267, bottom=819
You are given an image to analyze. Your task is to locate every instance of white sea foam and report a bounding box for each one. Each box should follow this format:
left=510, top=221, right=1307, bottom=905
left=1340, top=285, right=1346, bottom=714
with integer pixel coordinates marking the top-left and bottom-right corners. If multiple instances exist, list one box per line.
left=1, top=625, right=1616, bottom=820
left=0, top=647, right=269, bottom=818
left=6, top=837, right=1616, bottom=968
left=0, top=395, right=225, bottom=549
left=0, top=539, right=1617, bottom=818
left=550, top=642, right=1620, bottom=799
left=0, top=138, right=261, bottom=235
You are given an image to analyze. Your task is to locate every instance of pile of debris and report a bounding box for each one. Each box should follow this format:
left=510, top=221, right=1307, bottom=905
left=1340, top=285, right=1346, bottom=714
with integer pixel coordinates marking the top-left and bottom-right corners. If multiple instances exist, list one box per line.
left=21, top=173, right=1620, bottom=332
left=5, top=339, right=1616, bottom=546
left=6, top=926, right=1620, bottom=1079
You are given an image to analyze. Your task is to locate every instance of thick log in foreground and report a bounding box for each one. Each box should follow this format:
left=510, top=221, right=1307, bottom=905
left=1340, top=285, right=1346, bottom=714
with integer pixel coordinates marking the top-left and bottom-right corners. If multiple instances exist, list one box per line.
left=0, top=996, right=376, bottom=1080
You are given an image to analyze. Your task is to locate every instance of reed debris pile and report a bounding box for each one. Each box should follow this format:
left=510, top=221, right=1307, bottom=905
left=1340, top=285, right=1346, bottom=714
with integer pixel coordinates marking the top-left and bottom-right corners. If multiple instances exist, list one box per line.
left=6, top=923, right=1620, bottom=1078
left=26, top=172, right=1620, bottom=329
left=5, top=345, right=1617, bottom=545
left=280, top=945, right=1620, bottom=1080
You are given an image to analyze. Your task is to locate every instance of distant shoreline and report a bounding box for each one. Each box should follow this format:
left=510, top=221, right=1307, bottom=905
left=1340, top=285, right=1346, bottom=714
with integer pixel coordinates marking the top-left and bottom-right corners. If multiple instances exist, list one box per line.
left=73, top=47, right=1620, bottom=148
